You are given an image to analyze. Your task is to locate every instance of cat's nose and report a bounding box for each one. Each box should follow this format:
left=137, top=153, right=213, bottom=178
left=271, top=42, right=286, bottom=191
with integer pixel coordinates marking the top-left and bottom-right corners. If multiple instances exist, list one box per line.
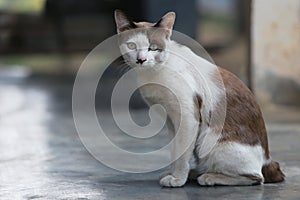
left=136, top=58, right=147, bottom=64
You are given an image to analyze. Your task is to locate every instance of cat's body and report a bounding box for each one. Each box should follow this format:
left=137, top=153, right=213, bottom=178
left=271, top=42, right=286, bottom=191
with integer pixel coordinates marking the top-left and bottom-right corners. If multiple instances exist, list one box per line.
left=114, top=10, right=284, bottom=187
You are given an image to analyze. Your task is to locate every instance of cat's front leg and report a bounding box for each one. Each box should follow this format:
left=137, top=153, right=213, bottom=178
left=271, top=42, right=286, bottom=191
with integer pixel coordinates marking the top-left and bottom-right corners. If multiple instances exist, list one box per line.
left=159, top=155, right=191, bottom=187
left=159, top=117, right=198, bottom=187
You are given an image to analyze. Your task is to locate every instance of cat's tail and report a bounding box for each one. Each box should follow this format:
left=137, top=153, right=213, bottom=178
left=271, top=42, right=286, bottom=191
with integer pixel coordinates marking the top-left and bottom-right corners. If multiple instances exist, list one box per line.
left=262, top=160, right=285, bottom=183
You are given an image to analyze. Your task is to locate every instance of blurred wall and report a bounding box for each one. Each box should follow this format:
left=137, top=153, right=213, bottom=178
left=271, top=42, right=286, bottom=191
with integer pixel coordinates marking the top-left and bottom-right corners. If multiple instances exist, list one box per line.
left=252, top=0, right=300, bottom=106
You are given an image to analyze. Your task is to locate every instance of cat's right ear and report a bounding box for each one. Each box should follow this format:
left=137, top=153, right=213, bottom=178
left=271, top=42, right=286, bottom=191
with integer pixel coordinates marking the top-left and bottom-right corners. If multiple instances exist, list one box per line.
left=114, top=10, right=136, bottom=33
left=154, top=12, right=176, bottom=38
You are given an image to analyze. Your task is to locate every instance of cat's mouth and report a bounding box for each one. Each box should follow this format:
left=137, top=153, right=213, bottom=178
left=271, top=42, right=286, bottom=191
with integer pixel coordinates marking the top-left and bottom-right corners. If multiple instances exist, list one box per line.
left=136, top=61, right=144, bottom=64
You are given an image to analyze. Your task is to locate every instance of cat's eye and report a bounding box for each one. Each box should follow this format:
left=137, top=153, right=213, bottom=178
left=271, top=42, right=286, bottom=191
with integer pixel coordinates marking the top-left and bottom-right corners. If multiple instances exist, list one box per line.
left=127, top=42, right=136, bottom=50
left=149, top=43, right=158, bottom=51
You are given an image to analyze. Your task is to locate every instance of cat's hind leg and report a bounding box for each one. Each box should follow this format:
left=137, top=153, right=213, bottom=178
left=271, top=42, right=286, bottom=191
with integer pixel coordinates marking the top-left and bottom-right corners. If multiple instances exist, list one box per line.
left=196, top=142, right=266, bottom=186
left=197, top=173, right=263, bottom=186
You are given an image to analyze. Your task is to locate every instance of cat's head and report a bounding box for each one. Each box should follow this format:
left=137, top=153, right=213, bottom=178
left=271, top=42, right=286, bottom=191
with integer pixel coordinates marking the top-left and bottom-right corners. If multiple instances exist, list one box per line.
left=114, top=10, right=175, bottom=68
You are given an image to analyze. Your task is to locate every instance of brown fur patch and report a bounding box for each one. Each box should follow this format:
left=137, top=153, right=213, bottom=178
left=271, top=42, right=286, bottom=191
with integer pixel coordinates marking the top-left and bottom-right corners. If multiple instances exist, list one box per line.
left=211, top=67, right=285, bottom=184
left=213, top=67, right=270, bottom=159
left=118, top=24, right=136, bottom=33
left=262, top=160, right=285, bottom=183
left=146, top=28, right=167, bottom=50
left=134, top=22, right=155, bottom=28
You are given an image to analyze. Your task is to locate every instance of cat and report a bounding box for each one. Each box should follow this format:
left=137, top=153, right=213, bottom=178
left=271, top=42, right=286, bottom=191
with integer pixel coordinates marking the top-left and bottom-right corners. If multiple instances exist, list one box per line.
left=114, top=10, right=285, bottom=187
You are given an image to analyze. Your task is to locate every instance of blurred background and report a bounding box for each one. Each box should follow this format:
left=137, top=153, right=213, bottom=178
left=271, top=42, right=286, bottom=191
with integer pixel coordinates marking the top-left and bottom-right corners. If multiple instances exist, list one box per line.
left=0, top=0, right=259, bottom=118
left=1, top=1, right=300, bottom=199
left=0, top=0, right=299, bottom=108
left=0, top=0, right=250, bottom=80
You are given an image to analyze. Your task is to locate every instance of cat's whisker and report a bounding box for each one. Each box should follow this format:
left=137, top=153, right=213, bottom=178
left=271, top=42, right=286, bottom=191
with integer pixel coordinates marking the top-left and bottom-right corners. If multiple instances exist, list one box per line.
left=115, top=62, right=131, bottom=76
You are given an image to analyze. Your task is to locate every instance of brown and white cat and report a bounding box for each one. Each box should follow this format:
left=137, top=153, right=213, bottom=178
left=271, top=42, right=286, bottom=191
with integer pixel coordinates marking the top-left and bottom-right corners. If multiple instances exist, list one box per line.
left=114, top=10, right=284, bottom=187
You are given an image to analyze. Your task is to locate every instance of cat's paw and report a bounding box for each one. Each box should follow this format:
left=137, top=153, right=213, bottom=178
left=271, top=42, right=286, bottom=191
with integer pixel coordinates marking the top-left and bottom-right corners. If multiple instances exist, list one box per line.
left=159, top=174, right=186, bottom=187
left=197, top=174, right=215, bottom=186
left=159, top=172, right=172, bottom=180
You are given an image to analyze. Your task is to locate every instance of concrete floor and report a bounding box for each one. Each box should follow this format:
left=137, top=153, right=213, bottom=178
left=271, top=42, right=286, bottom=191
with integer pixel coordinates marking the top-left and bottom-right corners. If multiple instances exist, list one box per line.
left=1, top=76, right=300, bottom=200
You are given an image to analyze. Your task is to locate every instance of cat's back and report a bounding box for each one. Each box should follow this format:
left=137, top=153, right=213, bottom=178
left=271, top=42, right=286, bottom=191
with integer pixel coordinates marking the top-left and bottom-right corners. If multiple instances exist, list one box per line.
left=216, top=67, right=270, bottom=158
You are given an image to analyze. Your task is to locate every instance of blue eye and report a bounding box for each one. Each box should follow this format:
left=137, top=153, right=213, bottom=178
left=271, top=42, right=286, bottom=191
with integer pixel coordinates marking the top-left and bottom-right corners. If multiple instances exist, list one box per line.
left=127, top=42, right=136, bottom=50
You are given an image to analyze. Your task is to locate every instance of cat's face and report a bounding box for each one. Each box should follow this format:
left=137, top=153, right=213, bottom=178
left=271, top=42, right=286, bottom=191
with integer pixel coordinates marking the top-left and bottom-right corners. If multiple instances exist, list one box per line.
left=118, top=28, right=168, bottom=68
left=114, top=10, right=175, bottom=68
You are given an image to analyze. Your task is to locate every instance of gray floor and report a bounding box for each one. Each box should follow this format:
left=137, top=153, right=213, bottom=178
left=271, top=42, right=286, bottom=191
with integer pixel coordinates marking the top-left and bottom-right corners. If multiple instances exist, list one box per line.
left=1, top=76, right=300, bottom=200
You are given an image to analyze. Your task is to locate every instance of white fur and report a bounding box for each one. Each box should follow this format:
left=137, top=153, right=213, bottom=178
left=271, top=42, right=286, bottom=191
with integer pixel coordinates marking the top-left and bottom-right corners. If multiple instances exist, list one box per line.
left=195, top=142, right=267, bottom=186
left=202, top=142, right=265, bottom=177
left=121, top=32, right=266, bottom=187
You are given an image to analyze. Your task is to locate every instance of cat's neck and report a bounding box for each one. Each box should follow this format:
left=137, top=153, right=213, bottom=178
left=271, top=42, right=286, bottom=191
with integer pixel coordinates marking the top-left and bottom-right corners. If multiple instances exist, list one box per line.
left=135, top=40, right=222, bottom=112
left=166, top=40, right=215, bottom=70
left=165, top=40, right=223, bottom=109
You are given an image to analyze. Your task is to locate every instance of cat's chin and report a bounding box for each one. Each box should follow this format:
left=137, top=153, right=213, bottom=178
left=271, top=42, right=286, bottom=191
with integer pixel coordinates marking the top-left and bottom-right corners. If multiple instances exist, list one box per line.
left=130, top=63, right=158, bottom=69
left=136, top=64, right=163, bottom=70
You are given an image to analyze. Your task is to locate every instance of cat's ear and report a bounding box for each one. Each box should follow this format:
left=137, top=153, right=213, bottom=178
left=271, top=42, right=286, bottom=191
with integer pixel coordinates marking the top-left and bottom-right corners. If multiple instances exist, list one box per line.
left=114, top=9, right=136, bottom=33
left=154, top=12, right=176, bottom=37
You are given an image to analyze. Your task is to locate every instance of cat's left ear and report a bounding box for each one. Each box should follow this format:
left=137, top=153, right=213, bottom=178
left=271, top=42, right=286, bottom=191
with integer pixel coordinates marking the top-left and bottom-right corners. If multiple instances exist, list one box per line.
left=114, top=9, right=136, bottom=33
left=154, top=12, right=176, bottom=38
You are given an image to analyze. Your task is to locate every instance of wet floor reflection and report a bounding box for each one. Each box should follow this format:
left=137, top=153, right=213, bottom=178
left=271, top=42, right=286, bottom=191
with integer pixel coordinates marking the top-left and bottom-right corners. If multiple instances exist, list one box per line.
left=0, top=75, right=300, bottom=199
left=0, top=78, right=109, bottom=199
left=0, top=83, right=52, bottom=199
